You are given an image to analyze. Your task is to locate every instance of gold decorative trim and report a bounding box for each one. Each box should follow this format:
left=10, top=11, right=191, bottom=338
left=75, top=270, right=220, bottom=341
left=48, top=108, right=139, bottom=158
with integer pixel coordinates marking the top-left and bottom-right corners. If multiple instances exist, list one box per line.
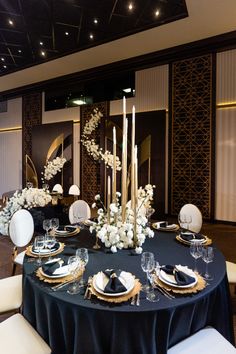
left=36, top=266, right=83, bottom=284
left=0, top=127, right=22, bottom=133
left=154, top=272, right=206, bottom=294
left=26, top=242, right=65, bottom=258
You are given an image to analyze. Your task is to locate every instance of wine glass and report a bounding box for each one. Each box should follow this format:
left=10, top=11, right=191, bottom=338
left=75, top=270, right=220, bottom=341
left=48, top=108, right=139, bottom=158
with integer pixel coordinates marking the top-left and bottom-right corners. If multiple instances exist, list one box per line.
left=202, top=247, right=214, bottom=280
left=178, top=213, right=192, bottom=231
left=43, top=219, right=51, bottom=236
left=44, top=235, right=56, bottom=261
left=146, top=207, right=155, bottom=227
left=141, top=252, right=155, bottom=292
left=51, top=218, right=59, bottom=236
left=147, top=261, right=160, bottom=302
left=67, top=256, right=80, bottom=295
left=76, top=248, right=89, bottom=287
left=190, top=240, right=203, bottom=272
left=34, top=236, right=45, bottom=265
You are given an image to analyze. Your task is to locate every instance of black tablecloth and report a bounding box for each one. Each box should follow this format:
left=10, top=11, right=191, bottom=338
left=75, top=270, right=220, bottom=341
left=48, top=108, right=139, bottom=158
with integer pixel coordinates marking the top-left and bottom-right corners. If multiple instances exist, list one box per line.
left=23, top=229, right=234, bottom=354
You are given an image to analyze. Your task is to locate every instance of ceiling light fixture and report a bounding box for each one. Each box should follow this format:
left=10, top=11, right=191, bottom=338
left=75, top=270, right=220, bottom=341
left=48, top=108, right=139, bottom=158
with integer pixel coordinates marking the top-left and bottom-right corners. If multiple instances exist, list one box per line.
left=18, top=49, right=22, bottom=53
left=128, top=3, right=133, bottom=11
left=89, top=33, right=94, bottom=39
left=155, top=9, right=160, bottom=17
left=73, top=99, right=86, bottom=105
left=65, top=31, right=69, bottom=36
left=1, top=58, right=4, bottom=61
left=39, top=41, right=43, bottom=46
left=41, top=51, right=46, bottom=57
left=123, top=88, right=132, bottom=93
left=94, top=18, right=98, bottom=24
left=8, top=19, right=14, bottom=26
left=3, top=65, right=7, bottom=69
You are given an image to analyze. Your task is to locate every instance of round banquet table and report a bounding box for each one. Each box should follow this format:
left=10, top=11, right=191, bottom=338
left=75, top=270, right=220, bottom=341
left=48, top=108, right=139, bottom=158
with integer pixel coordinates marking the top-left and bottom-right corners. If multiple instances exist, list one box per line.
left=22, top=229, right=234, bottom=354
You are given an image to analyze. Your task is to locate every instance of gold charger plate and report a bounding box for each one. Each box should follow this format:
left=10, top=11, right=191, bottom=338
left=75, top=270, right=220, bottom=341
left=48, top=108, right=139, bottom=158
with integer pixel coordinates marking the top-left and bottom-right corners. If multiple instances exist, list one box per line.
left=36, top=266, right=83, bottom=284
left=152, top=223, right=180, bottom=232
left=154, top=272, right=206, bottom=294
left=89, top=278, right=142, bottom=303
left=26, top=242, right=65, bottom=258
left=55, top=227, right=80, bottom=238
left=176, top=234, right=212, bottom=246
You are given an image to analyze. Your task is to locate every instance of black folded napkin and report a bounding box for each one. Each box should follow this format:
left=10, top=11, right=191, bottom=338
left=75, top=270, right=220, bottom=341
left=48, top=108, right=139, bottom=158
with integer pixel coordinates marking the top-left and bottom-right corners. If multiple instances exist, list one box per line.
left=42, top=261, right=61, bottom=276
left=57, top=226, right=75, bottom=233
left=180, top=232, right=205, bottom=242
left=161, top=265, right=195, bottom=286
left=103, top=269, right=127, bottom=294
left=32, top=242, right=60, bottom=253
left=159, top=221, right=168, bottom=228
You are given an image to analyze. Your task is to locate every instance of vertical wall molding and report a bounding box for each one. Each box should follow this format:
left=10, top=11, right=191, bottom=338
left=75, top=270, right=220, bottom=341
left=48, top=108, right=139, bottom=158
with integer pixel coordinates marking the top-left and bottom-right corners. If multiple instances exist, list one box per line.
left=22, top=92, right=42, bottom=186
left=170, top=54, right=213, bottom=219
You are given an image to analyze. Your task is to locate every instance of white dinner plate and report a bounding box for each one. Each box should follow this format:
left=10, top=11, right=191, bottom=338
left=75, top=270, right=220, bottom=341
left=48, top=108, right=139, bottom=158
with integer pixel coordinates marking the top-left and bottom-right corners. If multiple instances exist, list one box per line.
left=159, top=265, right=197, bottom=288
left=40, top=264, right=70, bottom=279
left=179, top=233, right=206, bottom=244
left=31, top=243, right=61, bottom=255
left=152, top=222, right=179, bottom=231
left=93, top=271, right=135, bottom=297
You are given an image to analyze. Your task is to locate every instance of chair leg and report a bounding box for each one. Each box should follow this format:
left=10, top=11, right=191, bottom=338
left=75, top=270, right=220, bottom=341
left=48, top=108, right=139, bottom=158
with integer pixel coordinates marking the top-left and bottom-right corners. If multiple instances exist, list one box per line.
left=11, top=246, right=17, bottom=276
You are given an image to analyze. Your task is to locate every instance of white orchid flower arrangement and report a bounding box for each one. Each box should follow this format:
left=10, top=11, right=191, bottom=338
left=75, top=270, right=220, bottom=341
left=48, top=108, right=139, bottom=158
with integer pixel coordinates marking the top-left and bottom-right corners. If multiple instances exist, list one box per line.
left=90, top=184, right=155, bottom=254
left=42, top=156, right=66, bottom=183
left=0, top=188, right=52, bottom=235
left=81, top=108, right=121, bottom=171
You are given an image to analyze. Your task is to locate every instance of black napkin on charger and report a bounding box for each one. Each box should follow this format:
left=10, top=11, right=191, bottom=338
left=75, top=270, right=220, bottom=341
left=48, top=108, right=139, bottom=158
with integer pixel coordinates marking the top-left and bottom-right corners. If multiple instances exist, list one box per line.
left=32, top=241, right=60, bottom=253
left=42, top=260, right=61, bottom=276
left=103, top=269, right=127, bottom=294
left=161, top=265, right=195, bottom=286
left=180, top=232, right=205, bottom=242
left=56, top=225, right=76, bottom=233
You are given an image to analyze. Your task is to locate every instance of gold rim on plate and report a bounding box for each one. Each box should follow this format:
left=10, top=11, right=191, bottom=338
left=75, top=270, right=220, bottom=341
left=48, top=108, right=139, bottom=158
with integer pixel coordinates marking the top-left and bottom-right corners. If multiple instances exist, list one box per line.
left=176, top=234, right=212, bottom=246
left=26, top=242, right=65, bottom=258
left=36, top=266, right=83, bottom=283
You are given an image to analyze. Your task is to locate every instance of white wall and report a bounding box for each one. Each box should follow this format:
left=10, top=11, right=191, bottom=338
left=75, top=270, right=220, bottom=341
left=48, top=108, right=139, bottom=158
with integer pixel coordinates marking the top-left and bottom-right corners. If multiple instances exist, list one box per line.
left=216, top=49, right=236, bottom=221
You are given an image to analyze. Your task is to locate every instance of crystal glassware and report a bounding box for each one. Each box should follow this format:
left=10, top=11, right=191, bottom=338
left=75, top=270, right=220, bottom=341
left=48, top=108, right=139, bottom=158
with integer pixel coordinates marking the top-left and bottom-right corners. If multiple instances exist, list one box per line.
left=190, top=240, right=203, bottom=272
left=34, top=235, right=45, bottom=265
left=141, top=252, right=155, bottom=293
left=202, top=247, right=214, bottom=280
left=44, top=235, right=56, bottom=261
left=67, top=256, right=80, bottom=295
left=43, top=219, right=52, bottom=236
left=146, top=207, right=155, bottom=227
left=51, top=218, right=59, bottom=237
left=76, top=248, right=89, bottom=287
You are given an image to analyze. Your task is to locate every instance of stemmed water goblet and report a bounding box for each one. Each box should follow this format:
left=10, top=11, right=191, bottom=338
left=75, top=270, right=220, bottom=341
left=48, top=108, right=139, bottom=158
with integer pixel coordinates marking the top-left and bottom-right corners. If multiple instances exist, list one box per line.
left=141, top=252, right=155, bottom=292
left=34, top=235, right=45, bottom=265
left=76, top=248, right=89, bottom=288
left=146, top=207, right=155, bottom=227
left=43, top=219, right=52, bottom=236
left=202, top=247, right=214, bottom=280
left=178, top=213, right=192, bottom=231
left=190, top=240, right=203, bottom=272
left=67, top=256, right=80, bottom=295
left=44, top=235, right=56, bottom=261
left=51, top=218, right=59, bottom=236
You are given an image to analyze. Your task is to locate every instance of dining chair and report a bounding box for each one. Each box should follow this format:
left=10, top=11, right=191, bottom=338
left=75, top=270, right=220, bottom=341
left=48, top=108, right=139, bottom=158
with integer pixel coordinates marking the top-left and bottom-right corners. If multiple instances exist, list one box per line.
left=0, top=274, right=22, bottom=314
left=167, top=327, right=236, bottom=354
left=0, top=313, right=51, bottom=354
left=9, top=209, right=34, bottom=275
left=179, top=203, right=203, bottom=233
left=69, top=200, right=91, bottom=224
left=226, top=261, right=236, bottom=293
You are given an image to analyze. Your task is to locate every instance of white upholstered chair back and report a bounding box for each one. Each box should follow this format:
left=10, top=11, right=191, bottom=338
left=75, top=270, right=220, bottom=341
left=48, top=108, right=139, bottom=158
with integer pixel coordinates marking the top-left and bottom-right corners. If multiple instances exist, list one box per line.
left=9, top=209, right=34, bottom=247
left=69, top=200, right=91, bottom=224
left=179, top=204, right=202, bottom=233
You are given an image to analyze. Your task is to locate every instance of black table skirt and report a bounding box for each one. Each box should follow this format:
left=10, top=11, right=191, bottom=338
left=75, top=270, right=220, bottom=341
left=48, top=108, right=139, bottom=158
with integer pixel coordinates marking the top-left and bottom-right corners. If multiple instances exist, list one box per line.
left=23, top=230, right=234, bottom=354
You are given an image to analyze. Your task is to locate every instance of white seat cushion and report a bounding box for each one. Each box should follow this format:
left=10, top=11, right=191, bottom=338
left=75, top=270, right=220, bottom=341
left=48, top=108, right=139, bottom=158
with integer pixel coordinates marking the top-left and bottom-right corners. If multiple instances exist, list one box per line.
left=168, top=327, right=236, bottom=354
left=0, top=313, right=51, bottom=354
left=14, top=250, right=26, bottom=265
left=0, top=275, right=22, bottom=314
left=226, top=261, right=236, bottom=283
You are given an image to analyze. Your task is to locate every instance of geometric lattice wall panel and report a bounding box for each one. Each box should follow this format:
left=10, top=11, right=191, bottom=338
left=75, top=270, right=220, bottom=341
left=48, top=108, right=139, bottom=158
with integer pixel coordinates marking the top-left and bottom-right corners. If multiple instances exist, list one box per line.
left=80, top=102, right=109, bottom=206
left=171, top=54, right=213, bottom=218
left=22, top=92, right=42, bottom=187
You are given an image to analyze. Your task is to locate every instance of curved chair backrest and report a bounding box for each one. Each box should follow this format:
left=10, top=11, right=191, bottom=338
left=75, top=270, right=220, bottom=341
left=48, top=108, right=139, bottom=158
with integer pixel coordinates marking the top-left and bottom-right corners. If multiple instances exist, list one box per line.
left=69, top=200, right=91, bottom=224
left=179, top=204, right=202, bottom=233
left=9, top=209, right=34, bottom=247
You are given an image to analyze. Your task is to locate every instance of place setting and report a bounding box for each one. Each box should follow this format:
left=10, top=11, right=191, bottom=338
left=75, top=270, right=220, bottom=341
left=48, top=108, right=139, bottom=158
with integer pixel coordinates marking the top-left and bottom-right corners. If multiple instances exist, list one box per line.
left=26, top=234, right=65, bottom=261
left=176, top=231, right=212, bottom=246
left=152, top=221, right=180, bottom=232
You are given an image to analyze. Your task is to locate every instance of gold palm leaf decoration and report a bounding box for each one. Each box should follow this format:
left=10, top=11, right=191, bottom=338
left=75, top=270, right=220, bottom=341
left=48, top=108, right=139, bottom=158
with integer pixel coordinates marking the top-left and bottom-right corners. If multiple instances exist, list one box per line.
left=25, top=154, right=38, bottom=188
left=46, top=133, right=64, bottom=163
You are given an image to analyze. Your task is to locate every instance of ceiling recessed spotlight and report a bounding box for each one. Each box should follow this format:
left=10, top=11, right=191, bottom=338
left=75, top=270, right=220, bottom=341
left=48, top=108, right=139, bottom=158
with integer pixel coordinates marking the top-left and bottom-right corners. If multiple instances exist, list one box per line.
left=94, top=18, right=98, bottom=24
left=73, top=99, right=86, bottom=106
left=128, top=3, right=133, bottom=11
left=40, top=50, right=46, bottom=57
left=89, top=33, right=94, bottom=39
left=39, top=41, right=43, bottom=46
left=1, top=58, right=4, bottom=62
left=18, top=49, right=22, bottom=53
left=155, top=9, right=160, bottom=17
left=65, top=31, right=69, bottom=36
left=3, top=65, right=7, bottom=69
left=8, top=19, right=14, bottom=26
left=123, top=88, right=132, bottom=93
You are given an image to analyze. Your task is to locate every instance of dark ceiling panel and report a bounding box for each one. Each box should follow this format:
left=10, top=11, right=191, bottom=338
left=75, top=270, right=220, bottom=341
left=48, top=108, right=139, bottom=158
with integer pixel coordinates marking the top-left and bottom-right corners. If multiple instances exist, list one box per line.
left=0, top=0, right=188, bottom=76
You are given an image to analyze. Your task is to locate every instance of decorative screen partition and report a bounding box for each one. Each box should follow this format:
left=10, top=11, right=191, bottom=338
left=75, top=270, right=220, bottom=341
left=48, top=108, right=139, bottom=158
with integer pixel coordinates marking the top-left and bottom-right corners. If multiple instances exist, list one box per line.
left=171, top=54, right=213, bottom=219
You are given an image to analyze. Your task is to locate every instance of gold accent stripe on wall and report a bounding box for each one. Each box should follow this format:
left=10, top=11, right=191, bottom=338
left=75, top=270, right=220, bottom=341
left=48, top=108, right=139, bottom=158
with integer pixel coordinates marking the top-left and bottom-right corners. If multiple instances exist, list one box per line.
left=0, top=127, right=22, bottom=133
